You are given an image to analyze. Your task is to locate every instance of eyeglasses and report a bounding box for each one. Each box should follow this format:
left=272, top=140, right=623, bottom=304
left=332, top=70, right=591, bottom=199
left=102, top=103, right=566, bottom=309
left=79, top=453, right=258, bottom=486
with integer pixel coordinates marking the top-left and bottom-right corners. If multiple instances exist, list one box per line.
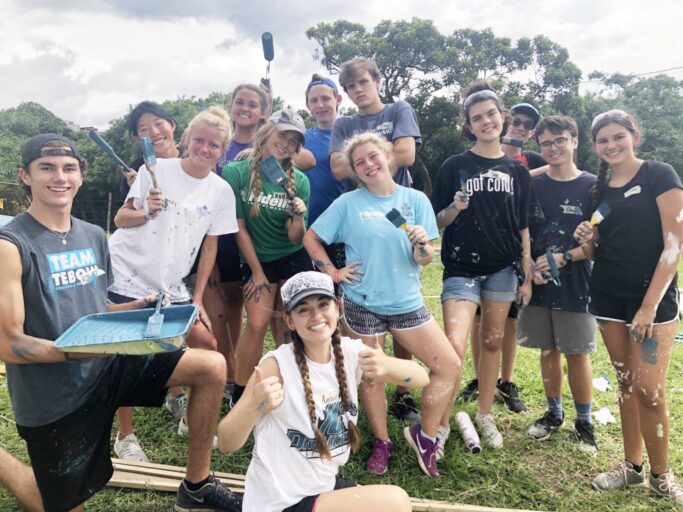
left=539, top=136, right=572, bottom=150
left=511, top=117, right=535, bottom=131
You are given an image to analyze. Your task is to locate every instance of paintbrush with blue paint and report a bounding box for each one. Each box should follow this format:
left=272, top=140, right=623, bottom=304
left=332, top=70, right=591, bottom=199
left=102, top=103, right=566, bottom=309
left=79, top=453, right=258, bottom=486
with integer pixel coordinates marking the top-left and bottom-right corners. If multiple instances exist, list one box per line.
left=88, top=130, right=130, bottom=175
left=260, top=156, right=303, bottom=216
left=141, top=136, right=159, bottom=189
left=543, top=249, right=561, bottom=287
left=386, top=208, right=425, bottom=247
left=144, top=292, right=165, bottom=338
left=590, top=203, right=611, bottom=226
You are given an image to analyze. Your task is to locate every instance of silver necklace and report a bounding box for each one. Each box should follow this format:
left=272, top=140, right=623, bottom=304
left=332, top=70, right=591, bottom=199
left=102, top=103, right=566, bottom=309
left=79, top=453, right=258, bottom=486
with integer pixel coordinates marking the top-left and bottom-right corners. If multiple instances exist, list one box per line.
left=51, top=226, right=71, bottom=245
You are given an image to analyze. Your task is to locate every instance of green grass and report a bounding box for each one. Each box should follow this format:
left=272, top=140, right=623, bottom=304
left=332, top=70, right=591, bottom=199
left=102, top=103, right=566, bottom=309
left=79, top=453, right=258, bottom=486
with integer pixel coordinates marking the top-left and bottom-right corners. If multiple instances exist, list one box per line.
left=0, top=260, right=681, bottom=511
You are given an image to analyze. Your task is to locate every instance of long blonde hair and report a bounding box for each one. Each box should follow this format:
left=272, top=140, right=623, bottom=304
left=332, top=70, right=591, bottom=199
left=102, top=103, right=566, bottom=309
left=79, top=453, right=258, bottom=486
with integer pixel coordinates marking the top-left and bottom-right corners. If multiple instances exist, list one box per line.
left=248, top=122, right=298, bottom=217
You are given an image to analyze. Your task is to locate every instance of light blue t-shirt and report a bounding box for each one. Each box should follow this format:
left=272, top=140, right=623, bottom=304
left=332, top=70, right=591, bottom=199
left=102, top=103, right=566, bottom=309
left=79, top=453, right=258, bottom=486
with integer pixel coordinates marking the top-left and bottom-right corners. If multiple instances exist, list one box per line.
left=311, top=186, right=438, bottom=314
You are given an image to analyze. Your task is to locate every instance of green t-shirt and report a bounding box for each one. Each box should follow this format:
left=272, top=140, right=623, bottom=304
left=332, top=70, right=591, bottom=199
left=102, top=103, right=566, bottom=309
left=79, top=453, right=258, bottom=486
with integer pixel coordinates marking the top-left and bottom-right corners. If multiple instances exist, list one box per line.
left=223, top=158, right=310, bottom=262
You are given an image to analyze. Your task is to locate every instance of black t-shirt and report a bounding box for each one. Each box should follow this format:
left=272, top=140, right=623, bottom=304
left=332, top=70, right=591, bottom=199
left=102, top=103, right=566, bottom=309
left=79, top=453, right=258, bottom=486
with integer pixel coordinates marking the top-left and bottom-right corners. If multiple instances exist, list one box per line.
left=592, top=160, right=682, bottom=298
left=514, top=151, right=546, bottom=171
left=431, top=151, right=531, bottom=278
left=529, top=171, right=596, bottom=312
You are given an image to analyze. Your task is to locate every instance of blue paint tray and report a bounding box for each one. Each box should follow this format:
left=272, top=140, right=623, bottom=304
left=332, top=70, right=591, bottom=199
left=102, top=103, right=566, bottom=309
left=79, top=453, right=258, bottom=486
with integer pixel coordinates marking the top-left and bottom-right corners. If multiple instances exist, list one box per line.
left=54, top=305, right=197, bottom=355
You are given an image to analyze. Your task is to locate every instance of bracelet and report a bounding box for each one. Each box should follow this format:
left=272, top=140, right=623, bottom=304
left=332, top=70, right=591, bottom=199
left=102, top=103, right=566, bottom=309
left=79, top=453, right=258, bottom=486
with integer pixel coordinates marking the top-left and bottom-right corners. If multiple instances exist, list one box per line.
left=334, top=269, right=340, bottom=284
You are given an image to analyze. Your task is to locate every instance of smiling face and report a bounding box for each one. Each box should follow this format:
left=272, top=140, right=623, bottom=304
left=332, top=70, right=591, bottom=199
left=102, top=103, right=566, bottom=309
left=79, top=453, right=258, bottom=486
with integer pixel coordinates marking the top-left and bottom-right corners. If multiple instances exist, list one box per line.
left=135, top=113, right=176, bottom=157
left=538, top=129, right=577, bottom=166
left=20, top=155, right=83, bottom=209
left=285, top=295, right=340, bottom=347
left=350, top=141, right=393, bottom=187
left=264, top=129, right=302, bottom=163
left=506, top=112, right=536, bottom=142
left=466, top=99, right=505, bottom=142
left=231, top=88, right=264, bottom=130
left=593, top=122, right=640, bottom=167
left=306, top=84, right=341, bottom=128
left=185, top=124, right=226, bottom=171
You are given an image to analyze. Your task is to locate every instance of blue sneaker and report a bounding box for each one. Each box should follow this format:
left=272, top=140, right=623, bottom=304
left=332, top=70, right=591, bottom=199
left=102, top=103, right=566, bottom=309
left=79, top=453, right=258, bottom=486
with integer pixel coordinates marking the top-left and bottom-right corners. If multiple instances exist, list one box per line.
left=403, top=423, right=439, bottom=478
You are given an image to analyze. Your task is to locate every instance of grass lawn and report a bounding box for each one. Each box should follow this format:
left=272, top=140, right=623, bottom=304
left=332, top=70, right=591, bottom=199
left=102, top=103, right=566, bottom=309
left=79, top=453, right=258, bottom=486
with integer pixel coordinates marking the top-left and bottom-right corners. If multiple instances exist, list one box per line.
left=0, top=259, right=681, bottom=511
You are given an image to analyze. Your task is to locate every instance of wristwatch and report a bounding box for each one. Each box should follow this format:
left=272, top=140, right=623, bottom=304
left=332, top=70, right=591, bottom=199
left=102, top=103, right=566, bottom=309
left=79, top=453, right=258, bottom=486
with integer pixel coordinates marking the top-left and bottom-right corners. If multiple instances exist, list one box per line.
left=562, top=251, right=573, bottom=265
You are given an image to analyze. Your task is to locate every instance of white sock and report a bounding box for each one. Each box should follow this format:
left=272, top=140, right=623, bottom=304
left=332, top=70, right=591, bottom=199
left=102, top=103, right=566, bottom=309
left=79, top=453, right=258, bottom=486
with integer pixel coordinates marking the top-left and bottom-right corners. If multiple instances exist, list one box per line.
left=420, top=429, right=436, bottom=443
left=437, top=425, right=451, bottom=441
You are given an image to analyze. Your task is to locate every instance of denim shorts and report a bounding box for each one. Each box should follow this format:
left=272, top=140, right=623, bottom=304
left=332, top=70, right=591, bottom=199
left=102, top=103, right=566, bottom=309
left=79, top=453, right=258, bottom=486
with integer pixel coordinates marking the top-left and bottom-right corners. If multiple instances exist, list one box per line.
left=441, top=266, right=517, bottom=305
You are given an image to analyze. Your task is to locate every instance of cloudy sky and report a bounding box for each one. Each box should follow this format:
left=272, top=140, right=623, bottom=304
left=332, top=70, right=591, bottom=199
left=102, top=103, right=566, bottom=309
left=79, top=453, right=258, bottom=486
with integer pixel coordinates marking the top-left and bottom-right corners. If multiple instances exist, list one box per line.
left=1, top=0, right=680, bottom=129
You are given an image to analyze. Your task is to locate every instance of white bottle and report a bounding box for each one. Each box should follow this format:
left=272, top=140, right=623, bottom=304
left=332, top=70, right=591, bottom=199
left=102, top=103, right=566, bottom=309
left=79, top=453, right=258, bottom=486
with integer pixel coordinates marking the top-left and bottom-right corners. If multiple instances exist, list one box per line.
left=455, top=411, right=482, bottom=454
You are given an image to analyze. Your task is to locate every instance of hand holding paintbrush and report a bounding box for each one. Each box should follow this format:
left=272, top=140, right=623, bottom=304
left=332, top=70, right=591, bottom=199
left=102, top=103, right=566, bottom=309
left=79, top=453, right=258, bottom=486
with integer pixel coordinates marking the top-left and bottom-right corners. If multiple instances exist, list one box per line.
left=574, top=203, right=611, bottom=244
left=140, top=137, right=165, bottom=219
left=386, top=208, right=428, bottom=249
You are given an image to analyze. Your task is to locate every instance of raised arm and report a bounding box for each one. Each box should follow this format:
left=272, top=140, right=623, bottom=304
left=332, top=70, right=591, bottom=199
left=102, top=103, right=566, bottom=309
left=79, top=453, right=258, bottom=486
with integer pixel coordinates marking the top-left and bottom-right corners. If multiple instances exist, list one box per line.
left=218, top=356, right=283, bottom=453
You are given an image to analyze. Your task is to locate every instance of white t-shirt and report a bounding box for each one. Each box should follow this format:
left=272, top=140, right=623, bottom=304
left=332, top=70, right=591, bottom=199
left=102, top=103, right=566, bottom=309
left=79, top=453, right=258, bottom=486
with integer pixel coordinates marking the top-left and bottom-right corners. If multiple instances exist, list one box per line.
left=243, top=338, right=364, bottom=512
left=108, top=158, right=238, bottom=302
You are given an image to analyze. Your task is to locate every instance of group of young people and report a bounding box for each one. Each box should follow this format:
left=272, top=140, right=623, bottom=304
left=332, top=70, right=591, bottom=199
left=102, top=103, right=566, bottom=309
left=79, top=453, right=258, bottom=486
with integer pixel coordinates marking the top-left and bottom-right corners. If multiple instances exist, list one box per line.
left=0, top=53, right=681, bottom=512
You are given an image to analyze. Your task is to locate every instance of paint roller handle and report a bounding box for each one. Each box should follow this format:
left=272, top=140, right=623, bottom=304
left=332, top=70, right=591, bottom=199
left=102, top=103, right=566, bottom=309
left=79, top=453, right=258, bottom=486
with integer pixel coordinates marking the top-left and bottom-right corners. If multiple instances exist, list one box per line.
left=88, top=130, right=130, bottom=172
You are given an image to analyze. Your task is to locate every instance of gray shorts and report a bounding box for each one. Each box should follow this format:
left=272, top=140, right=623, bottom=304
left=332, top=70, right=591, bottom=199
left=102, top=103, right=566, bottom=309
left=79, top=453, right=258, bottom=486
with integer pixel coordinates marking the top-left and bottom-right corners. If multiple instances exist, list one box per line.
left=342, top=296, right=433, bottom=336
left=518, top=305, right=596, bottom=354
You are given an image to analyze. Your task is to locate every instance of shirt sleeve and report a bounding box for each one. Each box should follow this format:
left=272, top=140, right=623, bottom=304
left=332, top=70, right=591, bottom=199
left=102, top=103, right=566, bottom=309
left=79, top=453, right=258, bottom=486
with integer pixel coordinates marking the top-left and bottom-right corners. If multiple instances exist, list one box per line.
left=391, top=101, right=421, bottom=146
left=329, top=118, right=349, bottom=155
left=207, top=182, right=239, bottom=236
left=413, top=190, right=439, bottom=240
left=310, top=195, right=346, bottom=245
left=649, top=161, right=683, bottom=197
left=431, top=156, right=457, bottom=214
left=223, top=162, right=246, bottom=220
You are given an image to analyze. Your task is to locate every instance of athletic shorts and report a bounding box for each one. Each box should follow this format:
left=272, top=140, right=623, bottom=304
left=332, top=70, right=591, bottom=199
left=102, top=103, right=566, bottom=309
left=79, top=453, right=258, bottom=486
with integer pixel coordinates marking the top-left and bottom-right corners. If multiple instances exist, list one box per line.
left=241, top=248, right=313, bottom=284
left=441, top=266, right=518, bottom=305
left=216, top=249, right=242, bottom=283
left=476, top=301, right=519, bottom=319
left=342, top=296, right=432, bottom=336
left=589, top=283, right=680, bottom=325
left=108, top=291, right=191, bottom=306
left=283, top=476, right=357, bottom=512
left=16, top=351, right=183, bottom=512
left=518, top=305, right=596, bottom=354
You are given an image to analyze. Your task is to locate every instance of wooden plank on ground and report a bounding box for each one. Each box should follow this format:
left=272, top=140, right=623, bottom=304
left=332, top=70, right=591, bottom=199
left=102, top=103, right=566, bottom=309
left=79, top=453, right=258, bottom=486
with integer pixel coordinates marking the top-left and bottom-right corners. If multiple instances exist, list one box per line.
left=108, top=460, right=543, bottom=512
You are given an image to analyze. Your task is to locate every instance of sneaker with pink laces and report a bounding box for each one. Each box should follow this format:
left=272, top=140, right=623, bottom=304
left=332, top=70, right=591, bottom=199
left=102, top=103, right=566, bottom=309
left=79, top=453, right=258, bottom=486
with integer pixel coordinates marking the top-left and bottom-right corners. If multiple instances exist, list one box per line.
left=366, top=438, right=395, bottom=475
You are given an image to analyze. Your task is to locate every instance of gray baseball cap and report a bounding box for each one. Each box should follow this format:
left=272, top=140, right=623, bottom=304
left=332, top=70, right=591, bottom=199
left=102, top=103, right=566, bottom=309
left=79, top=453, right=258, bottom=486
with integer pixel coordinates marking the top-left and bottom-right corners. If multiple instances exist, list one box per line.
left=281, top=271, right=336, bottom=312
left=270, top=108, right=306, bottom=144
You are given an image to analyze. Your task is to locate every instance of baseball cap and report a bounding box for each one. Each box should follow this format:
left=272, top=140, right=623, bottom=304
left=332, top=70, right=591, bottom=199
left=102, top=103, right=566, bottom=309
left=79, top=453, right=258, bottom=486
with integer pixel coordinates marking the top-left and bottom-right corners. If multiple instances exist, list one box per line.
left=270, top=108, right=306, bottom=144
left=22, top=133, right=82, bottom=168
left=281, top=271, right=336, bottom=312
left=510, top=103, right=541, bottom=127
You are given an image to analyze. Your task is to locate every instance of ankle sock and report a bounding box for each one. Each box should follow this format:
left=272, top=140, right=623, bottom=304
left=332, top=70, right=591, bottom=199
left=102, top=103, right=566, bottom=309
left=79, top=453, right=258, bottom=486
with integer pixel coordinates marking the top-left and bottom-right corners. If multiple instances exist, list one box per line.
left=627, top=461, right=643, bottom=473
left=546, top=396, right=563, bottom=419
left=437, top=425, right=451, bottom=441
left=420, top=429, right=436, bottom=443
left=475, top=413, right=492, bottom=422
left=184, top=476, right=209, bottom=491
left=232, top=384, right=246, bottom=404
left=574, top=401, right=592, bottom=423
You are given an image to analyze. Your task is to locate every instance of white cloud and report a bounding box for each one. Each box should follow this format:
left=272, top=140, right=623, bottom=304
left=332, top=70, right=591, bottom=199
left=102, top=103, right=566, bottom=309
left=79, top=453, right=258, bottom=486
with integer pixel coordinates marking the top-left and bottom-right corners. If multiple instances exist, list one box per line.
left=1, top=0, right=681, bottom=129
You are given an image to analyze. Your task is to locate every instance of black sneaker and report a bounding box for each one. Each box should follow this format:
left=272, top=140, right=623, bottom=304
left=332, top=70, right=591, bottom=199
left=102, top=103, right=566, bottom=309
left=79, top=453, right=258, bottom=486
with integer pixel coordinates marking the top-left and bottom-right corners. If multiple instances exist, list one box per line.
left=495, top=379, right=528, bottom=413
left=457, top=378, right=479, bottom=402
left=389, top=391, right=421, bottom=422
left=574, top=419, right=598, bottom=454
left=527, top=410, right=564, bottom=440
left=175, top=474, right=242, bottom=512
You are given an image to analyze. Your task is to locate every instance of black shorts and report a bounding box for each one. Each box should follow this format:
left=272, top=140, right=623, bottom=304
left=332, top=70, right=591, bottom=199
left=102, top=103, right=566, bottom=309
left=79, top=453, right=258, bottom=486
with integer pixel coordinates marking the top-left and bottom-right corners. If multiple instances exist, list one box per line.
left=283, top=476, right=357, bottom=512
left=241, top=248, right=313, bottom=284
left=476, top=301, right=520, bottom=319
left=589, top=283, right=680, bottom=324
left=108, top=291, right=191, bottom=306
left=216, top=250, right=242, bottom=283
left=16, top=351, right=184, bottom=512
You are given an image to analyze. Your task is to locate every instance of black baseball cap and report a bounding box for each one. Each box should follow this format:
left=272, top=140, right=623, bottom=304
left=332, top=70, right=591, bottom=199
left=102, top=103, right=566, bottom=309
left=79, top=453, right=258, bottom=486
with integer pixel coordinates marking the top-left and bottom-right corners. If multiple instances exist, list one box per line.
left=21, top=133, right=82, bottom=168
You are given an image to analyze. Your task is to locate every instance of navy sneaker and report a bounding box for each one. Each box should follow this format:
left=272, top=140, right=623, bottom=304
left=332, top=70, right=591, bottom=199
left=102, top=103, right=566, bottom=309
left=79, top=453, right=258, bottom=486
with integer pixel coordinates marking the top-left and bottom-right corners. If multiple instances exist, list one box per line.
left=175, top=474, right=242, bottom=512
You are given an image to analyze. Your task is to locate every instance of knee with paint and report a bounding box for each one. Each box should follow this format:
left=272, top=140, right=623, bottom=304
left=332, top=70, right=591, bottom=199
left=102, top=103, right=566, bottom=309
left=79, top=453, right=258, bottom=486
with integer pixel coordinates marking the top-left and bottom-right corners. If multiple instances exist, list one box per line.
left=634, top=381, right=666, bottom=410
left=480, top=327, right=503, bottom=352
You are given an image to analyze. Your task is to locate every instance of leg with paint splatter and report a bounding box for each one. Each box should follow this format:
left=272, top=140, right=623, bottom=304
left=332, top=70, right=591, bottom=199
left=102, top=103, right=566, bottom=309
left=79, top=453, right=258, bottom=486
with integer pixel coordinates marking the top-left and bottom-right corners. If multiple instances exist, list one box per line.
left=0, top=448, right=44, bottom=512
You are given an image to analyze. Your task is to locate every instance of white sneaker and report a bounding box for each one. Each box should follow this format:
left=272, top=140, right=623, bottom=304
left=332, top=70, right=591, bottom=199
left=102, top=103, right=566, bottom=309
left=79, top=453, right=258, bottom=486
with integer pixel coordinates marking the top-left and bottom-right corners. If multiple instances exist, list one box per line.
left=178, top=417, right=218, bottom=450
left=164, top=392, right=187, bottom=421
left=114, top=433, right=148, bottom=462
left=435, top=425, right=450, bottom=461
left=475, top=414, right=503, bottom=449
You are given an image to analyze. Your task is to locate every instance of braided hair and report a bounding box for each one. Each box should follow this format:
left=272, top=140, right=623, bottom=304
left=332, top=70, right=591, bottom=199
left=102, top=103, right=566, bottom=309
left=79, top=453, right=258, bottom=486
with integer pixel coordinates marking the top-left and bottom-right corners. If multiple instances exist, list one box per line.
left=291, top=325, right=361, bottom=460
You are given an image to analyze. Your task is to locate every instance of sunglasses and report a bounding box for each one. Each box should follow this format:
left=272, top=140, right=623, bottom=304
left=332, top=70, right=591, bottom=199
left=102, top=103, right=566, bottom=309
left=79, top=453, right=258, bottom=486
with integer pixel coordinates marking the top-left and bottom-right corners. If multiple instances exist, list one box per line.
left=511, top=117, right=535, bottom=131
